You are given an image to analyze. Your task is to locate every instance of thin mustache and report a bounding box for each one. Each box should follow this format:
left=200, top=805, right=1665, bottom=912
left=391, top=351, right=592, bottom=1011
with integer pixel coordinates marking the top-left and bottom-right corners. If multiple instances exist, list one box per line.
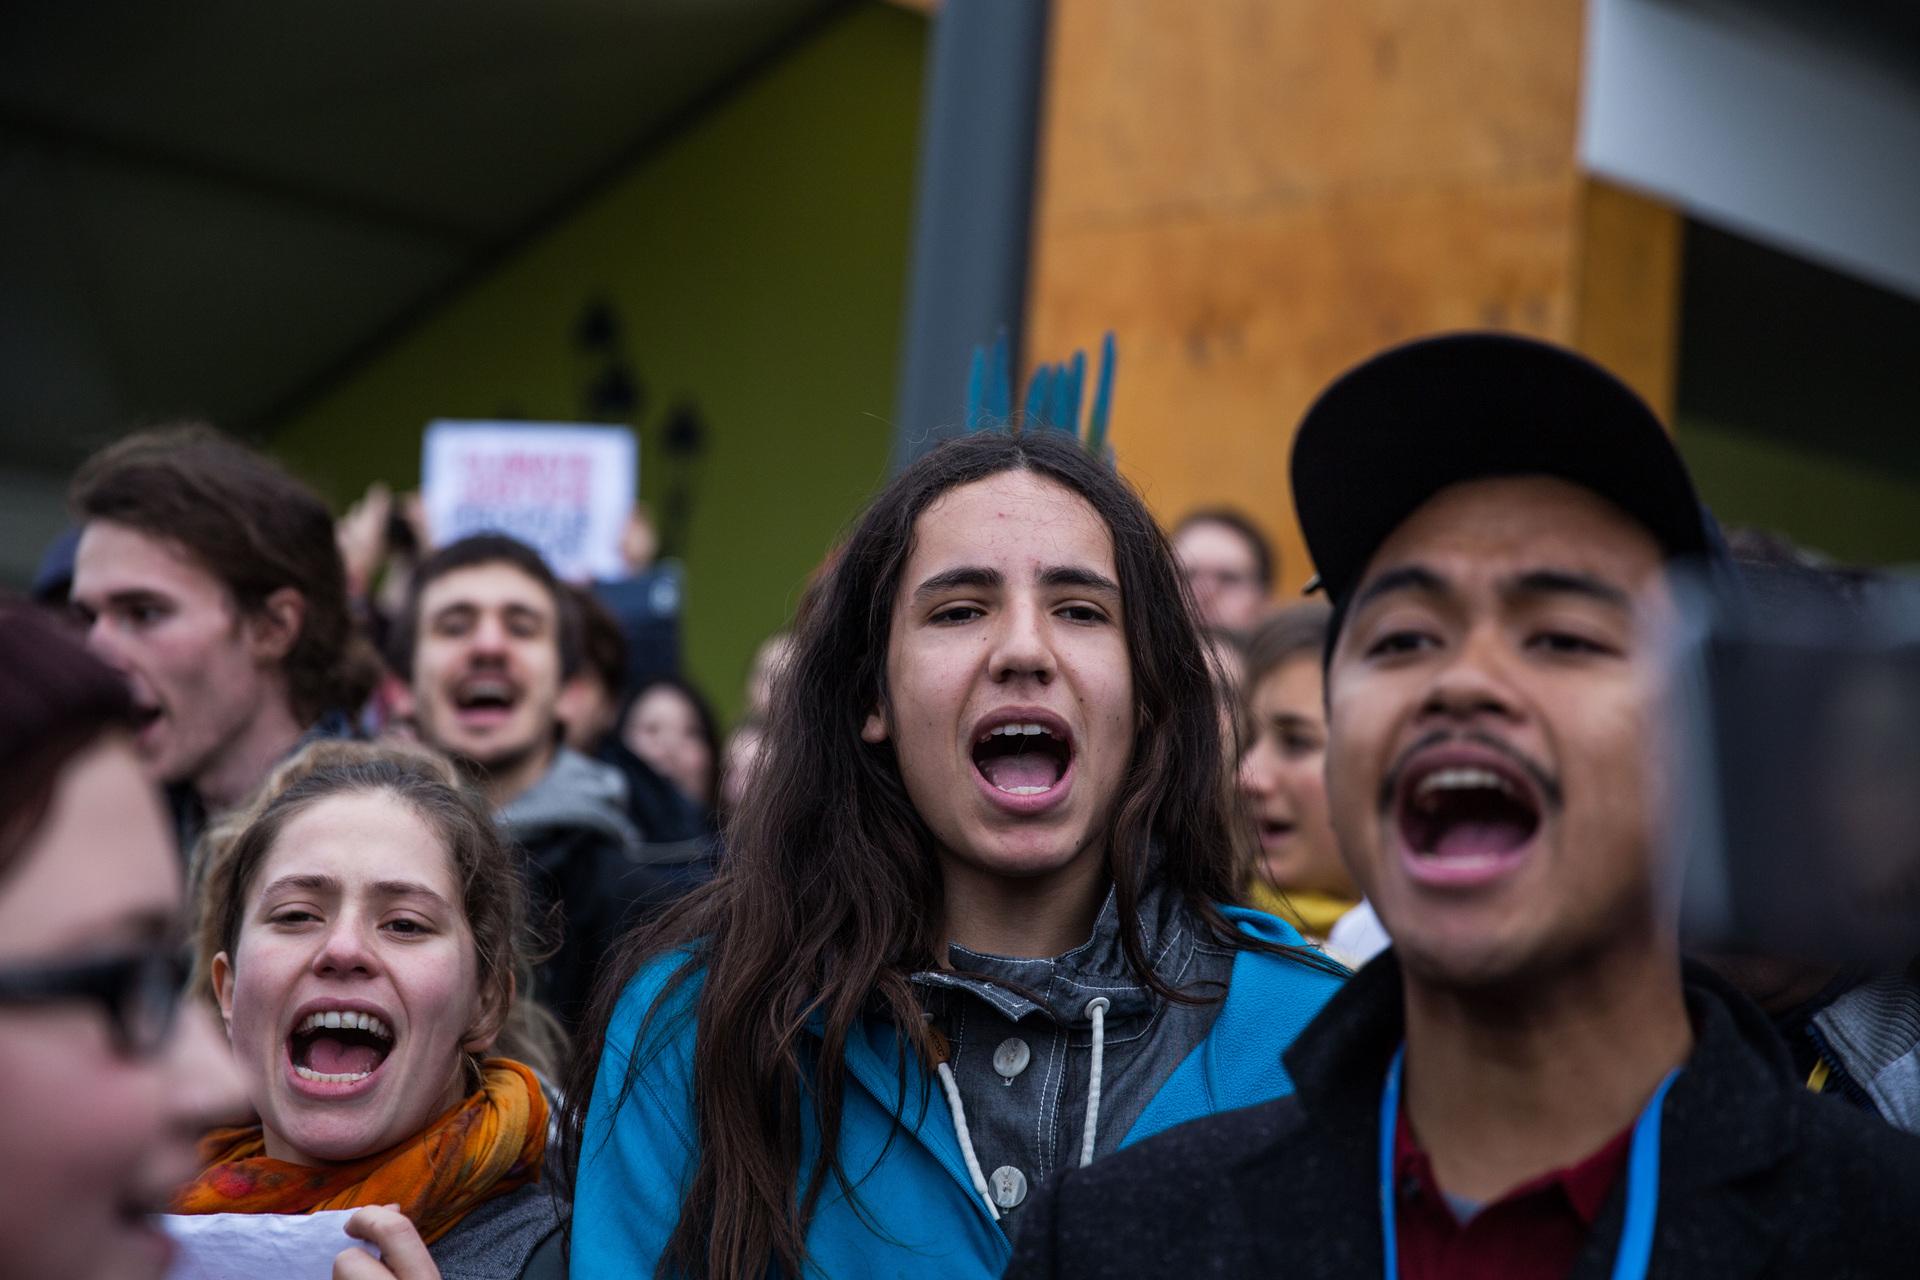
left=1377, top=730, right=1564, bottom=813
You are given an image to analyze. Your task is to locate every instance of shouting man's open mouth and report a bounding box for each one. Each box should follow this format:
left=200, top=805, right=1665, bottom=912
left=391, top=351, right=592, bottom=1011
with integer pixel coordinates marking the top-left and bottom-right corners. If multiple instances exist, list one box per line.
left=1392, top=742, right=1554, bottom=889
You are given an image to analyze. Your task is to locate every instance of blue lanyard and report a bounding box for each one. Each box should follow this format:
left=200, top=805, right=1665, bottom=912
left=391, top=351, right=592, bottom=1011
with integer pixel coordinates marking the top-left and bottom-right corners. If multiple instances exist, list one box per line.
left=1377, top=1044, right=1680, bottom=1280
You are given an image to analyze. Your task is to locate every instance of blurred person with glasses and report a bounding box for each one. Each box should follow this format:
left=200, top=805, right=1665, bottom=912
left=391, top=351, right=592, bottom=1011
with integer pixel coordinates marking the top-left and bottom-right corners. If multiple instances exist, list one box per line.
left=0, top=601, right=245, bottom=1278
left=1172, top=507, right=1275, bottom=635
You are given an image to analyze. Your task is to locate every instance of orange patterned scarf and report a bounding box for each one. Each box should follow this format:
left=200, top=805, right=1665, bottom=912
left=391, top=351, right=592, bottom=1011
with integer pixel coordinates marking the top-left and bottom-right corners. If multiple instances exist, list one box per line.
left=173, top=1057, right=547, bottom=1245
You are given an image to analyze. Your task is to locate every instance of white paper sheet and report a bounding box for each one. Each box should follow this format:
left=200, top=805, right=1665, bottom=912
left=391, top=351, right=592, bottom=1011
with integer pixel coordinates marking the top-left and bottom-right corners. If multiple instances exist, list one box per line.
left=160, top=1210, right=380, bottom=1280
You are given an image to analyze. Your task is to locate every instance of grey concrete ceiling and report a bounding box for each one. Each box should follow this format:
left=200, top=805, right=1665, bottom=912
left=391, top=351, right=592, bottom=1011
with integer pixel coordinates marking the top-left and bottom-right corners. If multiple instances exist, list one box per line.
left=0, top=0, right=845, bottom=581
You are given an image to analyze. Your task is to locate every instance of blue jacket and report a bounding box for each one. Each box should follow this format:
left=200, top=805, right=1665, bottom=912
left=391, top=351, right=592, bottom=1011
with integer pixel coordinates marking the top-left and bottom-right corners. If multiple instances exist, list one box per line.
left=571, top=907, right=1344, bottom=1279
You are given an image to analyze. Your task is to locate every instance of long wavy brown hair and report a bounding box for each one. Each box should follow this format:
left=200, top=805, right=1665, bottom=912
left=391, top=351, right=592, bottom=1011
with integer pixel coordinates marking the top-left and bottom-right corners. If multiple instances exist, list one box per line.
left=559, top=431, right=1340, bottom=1278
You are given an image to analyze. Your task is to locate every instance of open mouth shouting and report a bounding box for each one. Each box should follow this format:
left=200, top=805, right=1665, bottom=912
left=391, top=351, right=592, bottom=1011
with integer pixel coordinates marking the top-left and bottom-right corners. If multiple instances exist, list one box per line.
left=128, top=699, right=163, bottom=734
left=286, top=1002, right=396, bottom=1095
left=1255, top=817, right=1297, bottom=851
left=121, top=682, right=165, bottom=752
left=970, top=709, right=1076, bottom=814
left=449, top=673, right=521, bottom=730
left=1392, top=744, right=1552, bottom=888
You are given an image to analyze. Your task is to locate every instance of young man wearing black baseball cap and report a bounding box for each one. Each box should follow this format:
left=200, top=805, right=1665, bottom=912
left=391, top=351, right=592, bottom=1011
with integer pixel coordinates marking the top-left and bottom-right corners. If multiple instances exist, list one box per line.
left=1005, top=333, right=1920, bottom=1278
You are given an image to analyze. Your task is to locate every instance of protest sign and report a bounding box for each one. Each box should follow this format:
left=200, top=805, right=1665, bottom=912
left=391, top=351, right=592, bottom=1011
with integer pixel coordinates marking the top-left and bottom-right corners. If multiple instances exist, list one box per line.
left=422, top=421, right=637, bottom=581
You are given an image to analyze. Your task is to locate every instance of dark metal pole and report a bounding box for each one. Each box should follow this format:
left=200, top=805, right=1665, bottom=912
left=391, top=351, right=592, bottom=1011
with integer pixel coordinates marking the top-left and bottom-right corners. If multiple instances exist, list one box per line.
left=890, top=0, right=1052, bottom=468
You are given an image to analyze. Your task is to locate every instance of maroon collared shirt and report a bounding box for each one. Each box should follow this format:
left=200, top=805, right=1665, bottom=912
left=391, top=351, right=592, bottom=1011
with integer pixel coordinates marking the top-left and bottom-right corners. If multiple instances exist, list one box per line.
left=1390, top=1106, right=1634, bottom=1279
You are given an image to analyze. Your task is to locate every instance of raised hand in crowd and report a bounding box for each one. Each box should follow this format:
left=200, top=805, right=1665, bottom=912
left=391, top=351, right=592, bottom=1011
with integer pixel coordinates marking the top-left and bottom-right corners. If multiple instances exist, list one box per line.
left=337, top=482, right=397, bottom=602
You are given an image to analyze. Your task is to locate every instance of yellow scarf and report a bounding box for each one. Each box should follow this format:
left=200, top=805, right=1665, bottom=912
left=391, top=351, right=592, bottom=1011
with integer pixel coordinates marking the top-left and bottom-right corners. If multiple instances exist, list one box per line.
left=1245, top=881, right=1358, bottom=942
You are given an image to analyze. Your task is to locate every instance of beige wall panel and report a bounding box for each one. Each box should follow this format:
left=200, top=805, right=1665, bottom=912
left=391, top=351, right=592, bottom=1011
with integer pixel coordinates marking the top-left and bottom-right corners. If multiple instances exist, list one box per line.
left=1029, top=176, right=1581, bottom=596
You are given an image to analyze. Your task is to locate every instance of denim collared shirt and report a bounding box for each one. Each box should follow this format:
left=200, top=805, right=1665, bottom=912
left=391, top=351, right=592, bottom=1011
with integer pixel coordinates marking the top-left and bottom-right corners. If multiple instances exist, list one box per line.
left=912, top=877, right=1237, bottom=1231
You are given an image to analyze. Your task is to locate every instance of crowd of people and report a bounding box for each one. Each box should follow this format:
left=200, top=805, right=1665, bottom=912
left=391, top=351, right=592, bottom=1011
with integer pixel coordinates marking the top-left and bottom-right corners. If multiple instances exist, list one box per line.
left=3, top=330, right=1918, bottom=1279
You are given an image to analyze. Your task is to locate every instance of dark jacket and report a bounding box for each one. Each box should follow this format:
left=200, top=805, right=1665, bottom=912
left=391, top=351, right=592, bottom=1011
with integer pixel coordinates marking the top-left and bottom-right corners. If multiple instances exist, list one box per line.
left=592, top=737, right=710, bottom=843
left=498, top=749, right=713, bottom=1027
left=1005, top=953, right=1920, bottom=1279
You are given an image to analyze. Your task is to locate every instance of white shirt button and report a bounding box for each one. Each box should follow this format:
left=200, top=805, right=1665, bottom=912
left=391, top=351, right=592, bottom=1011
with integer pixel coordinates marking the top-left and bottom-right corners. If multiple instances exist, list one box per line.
left=992, top=1037, right=1032, bottom=1081
left=990, top=1165, right=1028, bottom=1209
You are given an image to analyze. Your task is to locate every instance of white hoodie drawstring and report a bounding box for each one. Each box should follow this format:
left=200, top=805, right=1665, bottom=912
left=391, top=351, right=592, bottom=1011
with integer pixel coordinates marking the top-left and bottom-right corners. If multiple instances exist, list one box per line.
left=1077, top=997, right=1110, bottom=1167
left=936, top=1060, right=1001, bottom=1221
left=937, top=994, right=1114, bottom=1221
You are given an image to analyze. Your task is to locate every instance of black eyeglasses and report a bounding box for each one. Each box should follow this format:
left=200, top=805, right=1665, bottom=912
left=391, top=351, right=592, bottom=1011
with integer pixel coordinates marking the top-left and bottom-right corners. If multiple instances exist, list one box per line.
left=0, top=946, right=190, bottom=1058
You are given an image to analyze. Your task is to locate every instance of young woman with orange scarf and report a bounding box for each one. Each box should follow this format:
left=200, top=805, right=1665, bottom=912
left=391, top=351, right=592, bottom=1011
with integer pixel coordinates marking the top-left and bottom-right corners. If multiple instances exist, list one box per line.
left=173, top=743, right=564, bottom=1279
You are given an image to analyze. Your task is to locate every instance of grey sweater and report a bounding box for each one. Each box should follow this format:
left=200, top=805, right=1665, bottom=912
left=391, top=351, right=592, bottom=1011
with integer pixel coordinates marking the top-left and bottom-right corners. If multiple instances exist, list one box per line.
left=428, top=1183, right=566, bottom=1280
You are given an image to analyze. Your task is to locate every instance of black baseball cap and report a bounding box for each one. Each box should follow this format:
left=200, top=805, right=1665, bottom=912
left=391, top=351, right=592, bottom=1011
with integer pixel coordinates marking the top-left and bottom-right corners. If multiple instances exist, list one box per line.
left=1290, top=332, right=1714, bottom=614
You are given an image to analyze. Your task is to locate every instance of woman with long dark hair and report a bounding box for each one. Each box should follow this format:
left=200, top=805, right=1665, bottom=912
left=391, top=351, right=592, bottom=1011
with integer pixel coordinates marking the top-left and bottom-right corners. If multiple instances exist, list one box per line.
left=564, top=431, right=1346, bottom=1279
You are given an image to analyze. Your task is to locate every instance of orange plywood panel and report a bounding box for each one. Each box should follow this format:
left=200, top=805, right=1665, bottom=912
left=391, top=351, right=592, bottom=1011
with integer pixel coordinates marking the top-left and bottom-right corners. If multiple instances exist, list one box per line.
left=1574, top=178, right=1683, bottom=423
left=1028, top=175, right=1584, bottom=595
left=1036, top=0, right=1586, bottom=229
left=1024, top=0, right=1622, bottom=591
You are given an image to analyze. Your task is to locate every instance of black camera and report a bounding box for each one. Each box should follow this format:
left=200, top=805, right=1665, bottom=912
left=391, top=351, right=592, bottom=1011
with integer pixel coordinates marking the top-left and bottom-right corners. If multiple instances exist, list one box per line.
left=1666, top=562, right=1920, bottom=971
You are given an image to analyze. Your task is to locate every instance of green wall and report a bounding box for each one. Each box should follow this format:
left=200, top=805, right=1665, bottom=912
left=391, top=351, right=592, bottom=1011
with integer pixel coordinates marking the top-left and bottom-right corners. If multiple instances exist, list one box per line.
left=1675, top=416, right=1920, bottom=569
left=273, top=3, right=927, bottom=721
left=1674, top=220, right=1920, bottom=570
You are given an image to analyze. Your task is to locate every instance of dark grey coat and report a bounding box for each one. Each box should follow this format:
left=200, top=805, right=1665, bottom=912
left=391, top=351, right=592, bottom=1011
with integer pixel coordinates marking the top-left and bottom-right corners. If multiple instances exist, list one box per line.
left=429, top=1183, right=566, bottom=1280
left=1004, top=955, right=1920, bottom=1279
